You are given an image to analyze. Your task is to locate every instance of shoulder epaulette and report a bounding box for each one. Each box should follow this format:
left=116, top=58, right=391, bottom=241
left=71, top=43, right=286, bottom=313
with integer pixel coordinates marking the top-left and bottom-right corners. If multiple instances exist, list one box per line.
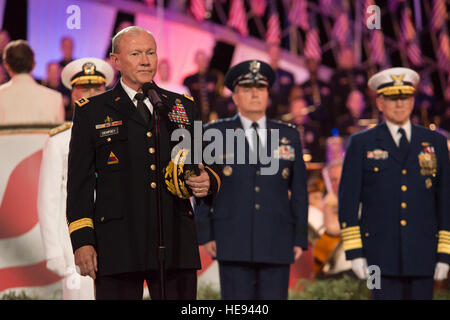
left=183, top=93, right=194, bottom=102
left=272, top=119, right=297, bottom=129
left=75, top=97, right=90, bottom=107
left=49, top=122, right=73, bottom=137
left=204, top=117, right=234, bottom=128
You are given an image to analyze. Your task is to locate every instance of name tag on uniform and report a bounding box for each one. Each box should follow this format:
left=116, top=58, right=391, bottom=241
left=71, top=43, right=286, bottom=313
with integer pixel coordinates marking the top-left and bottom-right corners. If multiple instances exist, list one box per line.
left=100, top=127, right=119, bottom=137
left=366, top=149, right=388, bottom=160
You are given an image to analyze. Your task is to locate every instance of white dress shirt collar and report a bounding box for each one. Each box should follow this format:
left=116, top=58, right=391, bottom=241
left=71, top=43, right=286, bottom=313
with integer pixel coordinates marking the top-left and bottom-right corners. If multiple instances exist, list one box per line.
left=238, top=113, right=267, bottom=149
left=386, top=120, right=411, bottom=146
left=120, top=78, right=153, bottom=113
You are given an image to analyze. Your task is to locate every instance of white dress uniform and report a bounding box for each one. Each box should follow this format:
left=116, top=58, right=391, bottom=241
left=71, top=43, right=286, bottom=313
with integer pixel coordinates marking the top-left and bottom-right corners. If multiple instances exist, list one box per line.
left=38, top=123, right=94, bottom=299
left=37, top=57, right=114, bottom=300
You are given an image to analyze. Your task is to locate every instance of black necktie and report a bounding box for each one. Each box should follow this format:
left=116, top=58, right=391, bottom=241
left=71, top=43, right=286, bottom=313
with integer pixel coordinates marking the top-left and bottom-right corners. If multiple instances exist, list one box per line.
left=398, top=127, right=409, bottom=161
left=251, top=122, right=260, bottom=164
left=134, top=93, right=151, bottom=125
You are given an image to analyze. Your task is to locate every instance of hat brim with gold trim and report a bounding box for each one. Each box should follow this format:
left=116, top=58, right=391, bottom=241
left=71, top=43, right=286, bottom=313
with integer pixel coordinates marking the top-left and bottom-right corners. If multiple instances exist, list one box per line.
left=163, top=148, right=199, bottom=199
left=368, top=67, right=419, bottom=96
left=224, top=60, right=275, bottom=91
left=61, top=57, right=114, bottom=90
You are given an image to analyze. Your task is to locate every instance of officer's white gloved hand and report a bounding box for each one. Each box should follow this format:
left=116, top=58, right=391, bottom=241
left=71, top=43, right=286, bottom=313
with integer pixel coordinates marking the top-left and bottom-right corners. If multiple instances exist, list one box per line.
left=434, top=262, right=450, bottom=281
left=351, top=257, right=369, bottom=280
left=46, top=256, right=66, bottom=277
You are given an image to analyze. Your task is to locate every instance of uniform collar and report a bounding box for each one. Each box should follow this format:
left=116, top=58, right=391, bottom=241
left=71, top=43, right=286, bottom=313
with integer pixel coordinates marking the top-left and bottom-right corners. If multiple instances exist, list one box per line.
left=386, top=119, right=411, bottom=143
left=238, top=113, right=266, bottom=131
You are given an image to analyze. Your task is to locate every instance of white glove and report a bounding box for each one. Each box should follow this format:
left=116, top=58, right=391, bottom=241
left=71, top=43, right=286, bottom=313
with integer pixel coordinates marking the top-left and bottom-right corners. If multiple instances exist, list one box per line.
left=46, top=256, right=66, bottom=277
left=351, top=257, right=369, bottom=280
left=434, top=262, right=450, bottom=281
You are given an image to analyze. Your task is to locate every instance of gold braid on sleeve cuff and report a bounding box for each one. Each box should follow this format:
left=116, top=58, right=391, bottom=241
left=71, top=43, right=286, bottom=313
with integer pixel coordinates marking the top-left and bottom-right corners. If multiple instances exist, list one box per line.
left=68, top=218, right=94, bottom=234
left=205, top=165, right=221, bottom=194
left=437, top=230, right=450, bottom=255
left=341, top=225, right=363, bottom=251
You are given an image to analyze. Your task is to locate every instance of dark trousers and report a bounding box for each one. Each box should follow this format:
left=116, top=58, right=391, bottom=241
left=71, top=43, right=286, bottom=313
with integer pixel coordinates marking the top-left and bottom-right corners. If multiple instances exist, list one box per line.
left=218, top=261, right=290, bottom=300
left=95, top=269, right=197, bottom=300
left=371, top=276, right=434, bottom=300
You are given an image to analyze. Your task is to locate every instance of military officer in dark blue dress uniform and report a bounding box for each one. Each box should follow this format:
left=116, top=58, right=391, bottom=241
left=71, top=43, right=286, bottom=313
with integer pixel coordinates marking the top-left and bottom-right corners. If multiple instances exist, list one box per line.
left=195, top=60, right=309, bottom=300
left=338, top=67, right=450, bottom=300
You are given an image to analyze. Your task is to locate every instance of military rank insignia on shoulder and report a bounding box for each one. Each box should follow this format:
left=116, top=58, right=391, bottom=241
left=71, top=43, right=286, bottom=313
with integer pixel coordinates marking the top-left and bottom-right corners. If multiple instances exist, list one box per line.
left=49, top=122, right=72, bottom=137
left=75, top=97, right=90, bottom=107
left=183, top=93, right=194, bottom=102
left=273, top=119, right=297, bottom=129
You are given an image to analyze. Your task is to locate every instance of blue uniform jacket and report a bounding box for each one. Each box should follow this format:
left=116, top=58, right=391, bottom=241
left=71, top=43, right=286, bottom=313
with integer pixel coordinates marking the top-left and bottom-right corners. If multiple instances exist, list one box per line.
left=195, top=115, right=309, bottom=265
left=338, top=122, right=450, bottom=277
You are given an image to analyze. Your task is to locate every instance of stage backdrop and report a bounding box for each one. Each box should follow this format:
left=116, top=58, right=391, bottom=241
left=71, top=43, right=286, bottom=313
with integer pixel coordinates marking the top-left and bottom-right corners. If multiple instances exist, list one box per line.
left=27, top=0, right=116, bottom=80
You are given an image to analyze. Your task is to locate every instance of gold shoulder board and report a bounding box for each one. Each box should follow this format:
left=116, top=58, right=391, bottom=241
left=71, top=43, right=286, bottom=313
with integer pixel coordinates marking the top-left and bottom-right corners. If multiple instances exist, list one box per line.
left=49, top=122, right=73, bottom=137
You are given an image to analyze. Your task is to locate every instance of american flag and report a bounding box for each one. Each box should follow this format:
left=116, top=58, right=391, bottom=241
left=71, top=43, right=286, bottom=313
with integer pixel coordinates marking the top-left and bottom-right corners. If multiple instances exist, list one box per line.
left=430, top=0, right=446, bottom=32
left=332, top=11, right=350, bottom=47
left=266, top=4, right=281, bottom=45
left=289, top=0, right=309, bottom=31
left=388, top=0, right=402, bottom=12
left=319, top=0, right=335, bottom=16
left=401, top=7, right=422, bottom=66
left=401, top=7, right=416, bottom=42
left=228, top=0, right=248, bottom=36
left=304, top=28, right=321, bottom=60
left=369, top=30, right=387, bottom=66
left=250, top=0, right=266, bottom=17
left=190, top=0, right=206, bottom=21
left=437, top=31, right=450, bottom=72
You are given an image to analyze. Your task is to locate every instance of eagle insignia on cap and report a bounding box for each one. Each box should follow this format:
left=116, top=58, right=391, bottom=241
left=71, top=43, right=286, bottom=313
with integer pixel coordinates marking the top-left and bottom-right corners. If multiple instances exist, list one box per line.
left=82, top=62, right=96, bottom=75
left=391, top=74, right=405, bottom=86
left=249, top=60, right=260, bottom=73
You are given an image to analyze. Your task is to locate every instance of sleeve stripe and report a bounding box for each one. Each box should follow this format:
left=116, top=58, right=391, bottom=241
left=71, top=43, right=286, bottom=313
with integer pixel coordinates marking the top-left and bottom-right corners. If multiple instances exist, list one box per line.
left=437, top=244, right=450, bottom=255
left=205, top=166, right=221, bottom=194
left=68, top=218, right=94, bottom=234
left=343, top=239, right=363, bottom=251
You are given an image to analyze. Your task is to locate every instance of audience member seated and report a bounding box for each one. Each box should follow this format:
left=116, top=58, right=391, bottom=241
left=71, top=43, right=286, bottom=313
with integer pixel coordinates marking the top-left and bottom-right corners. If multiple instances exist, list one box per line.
left=328, top=47, right=367, bottom=126
left=314, top=160, right=353, bottom=278
left=0, top=40, right=64, bottom=125
left=285, top=97, right=325, bottom=163
left=336, top=89, right=370, bottom=137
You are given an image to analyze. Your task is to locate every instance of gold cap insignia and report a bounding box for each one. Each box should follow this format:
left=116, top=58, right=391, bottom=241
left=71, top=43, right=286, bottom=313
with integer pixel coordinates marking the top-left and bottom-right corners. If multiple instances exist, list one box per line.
left=391, top=74, right=405, bottom=86
left=82, top=62, right=96, bottom=75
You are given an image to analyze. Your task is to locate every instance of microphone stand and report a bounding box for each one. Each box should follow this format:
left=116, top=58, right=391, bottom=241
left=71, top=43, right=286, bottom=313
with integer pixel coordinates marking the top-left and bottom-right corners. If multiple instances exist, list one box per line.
left=144, top=82, right=166, bottom=300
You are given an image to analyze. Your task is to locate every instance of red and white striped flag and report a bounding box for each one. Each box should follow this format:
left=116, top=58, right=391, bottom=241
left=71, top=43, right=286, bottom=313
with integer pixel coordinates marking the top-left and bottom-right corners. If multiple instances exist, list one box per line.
left=332, top=12, right=350, bottom=47
left=190, top=0, right=206, bottom=21
left=437, top=31, right=450, bottom=72
left=289, top=0, right=309, bottom=31
left=370, top=29, right=387, bottom=66
left=250, top=0, right=266, bottom=17
left=304, top=27, right=321, bottom=60
left=266, top=5, right=281, bottom=45
left=401, top=6, right=422, bottom=66
left=228, top=0, right=249, bottom=36
left=401, top=7, right=416, bottom=42
left=430, top=0, right=446, bottom=32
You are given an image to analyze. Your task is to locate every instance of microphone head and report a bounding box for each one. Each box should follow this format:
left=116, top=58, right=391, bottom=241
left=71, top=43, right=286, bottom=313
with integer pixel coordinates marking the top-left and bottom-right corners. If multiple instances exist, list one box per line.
left=142, top=82, right=156, bottom=95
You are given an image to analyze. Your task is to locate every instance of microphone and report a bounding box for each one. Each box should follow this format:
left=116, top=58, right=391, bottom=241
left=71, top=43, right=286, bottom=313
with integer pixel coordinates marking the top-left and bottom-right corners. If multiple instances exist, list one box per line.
left=142, top=82, right=165, bottom=112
